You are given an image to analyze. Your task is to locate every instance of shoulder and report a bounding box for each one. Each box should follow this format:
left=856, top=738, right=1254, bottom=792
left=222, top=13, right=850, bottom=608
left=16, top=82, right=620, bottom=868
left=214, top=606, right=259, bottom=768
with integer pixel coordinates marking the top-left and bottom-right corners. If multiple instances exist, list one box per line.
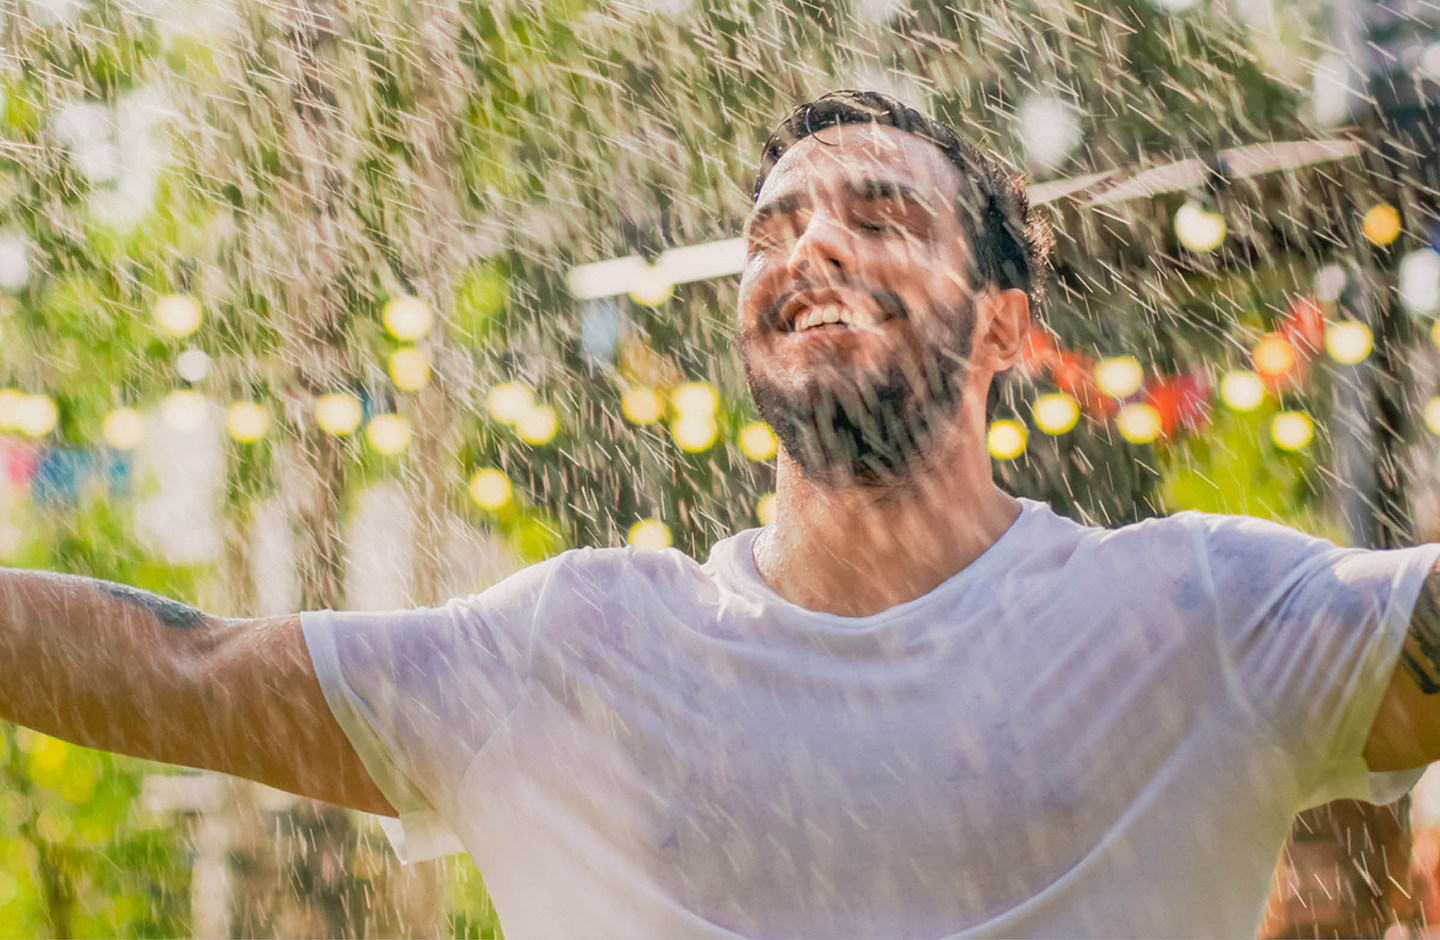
left=478, top=543, right=713, bottom=611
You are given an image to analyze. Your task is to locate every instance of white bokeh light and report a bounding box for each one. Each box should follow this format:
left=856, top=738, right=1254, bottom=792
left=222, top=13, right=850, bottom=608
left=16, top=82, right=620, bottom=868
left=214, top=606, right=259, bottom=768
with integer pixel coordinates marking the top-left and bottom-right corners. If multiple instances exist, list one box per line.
left=1399, top=249, right=1440, bottom=318
left=0, top=234, right=30, bottom=292
left=1016, top=95, right=1082, bottom=173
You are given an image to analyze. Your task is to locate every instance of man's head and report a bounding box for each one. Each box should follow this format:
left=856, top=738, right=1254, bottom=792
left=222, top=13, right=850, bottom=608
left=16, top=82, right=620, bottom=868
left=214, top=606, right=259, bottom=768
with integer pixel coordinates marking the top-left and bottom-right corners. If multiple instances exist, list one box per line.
left=738, top=90, right=1053, bottom=487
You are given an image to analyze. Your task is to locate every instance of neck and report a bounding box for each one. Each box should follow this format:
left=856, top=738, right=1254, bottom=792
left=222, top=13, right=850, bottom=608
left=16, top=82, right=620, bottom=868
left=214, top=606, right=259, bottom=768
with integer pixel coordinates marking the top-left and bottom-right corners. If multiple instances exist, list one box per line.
left=753, top=421, right=1021, bottom=618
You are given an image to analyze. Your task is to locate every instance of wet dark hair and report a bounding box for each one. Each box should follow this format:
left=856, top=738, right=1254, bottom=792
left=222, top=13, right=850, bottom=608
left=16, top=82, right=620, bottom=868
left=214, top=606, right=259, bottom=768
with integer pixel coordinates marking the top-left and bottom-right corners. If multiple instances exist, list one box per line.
left=753, top=89, right=1054, bottom=311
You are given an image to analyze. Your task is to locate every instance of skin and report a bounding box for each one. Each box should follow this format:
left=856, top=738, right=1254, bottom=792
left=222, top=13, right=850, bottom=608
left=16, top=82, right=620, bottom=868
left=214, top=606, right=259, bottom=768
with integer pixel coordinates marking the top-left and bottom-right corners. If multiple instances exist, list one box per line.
left=738, top=123, right=1029, bottom=618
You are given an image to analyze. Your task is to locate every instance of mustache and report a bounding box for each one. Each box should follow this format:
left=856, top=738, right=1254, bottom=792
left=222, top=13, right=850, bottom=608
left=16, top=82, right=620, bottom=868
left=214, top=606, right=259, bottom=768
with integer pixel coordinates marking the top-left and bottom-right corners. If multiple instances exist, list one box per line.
left=755, top=284, right=910, bottom=335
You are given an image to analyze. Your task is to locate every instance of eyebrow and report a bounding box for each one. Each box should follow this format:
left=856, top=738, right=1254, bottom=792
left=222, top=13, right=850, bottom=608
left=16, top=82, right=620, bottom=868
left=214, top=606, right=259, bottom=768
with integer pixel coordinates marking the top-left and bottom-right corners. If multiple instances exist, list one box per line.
left=745, top=178, right=930, bottom=235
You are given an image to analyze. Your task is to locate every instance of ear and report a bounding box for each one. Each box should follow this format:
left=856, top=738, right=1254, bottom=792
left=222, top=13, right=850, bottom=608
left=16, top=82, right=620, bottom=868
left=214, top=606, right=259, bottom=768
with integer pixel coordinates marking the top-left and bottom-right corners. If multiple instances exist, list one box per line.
left=974, top=288, right=1031, bottom=372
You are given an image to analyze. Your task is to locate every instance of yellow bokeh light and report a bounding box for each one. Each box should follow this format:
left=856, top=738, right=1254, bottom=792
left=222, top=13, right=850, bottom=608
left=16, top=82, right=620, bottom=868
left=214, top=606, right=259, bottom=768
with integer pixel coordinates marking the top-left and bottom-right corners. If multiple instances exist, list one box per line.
left=671, top=414, right=719, bottom=452
left=155, top=293, right=202, bottom=338
left=671, top=381, right=720, bottom=416
left=469, top=468, right=513, bottom=510
left=1271, top=411, right=1314, bottom=451
left=1325, top=320, right=1373, bottom=364
left=1362, top=203, right=1402, bottom=246
left=1251, top=335, right=1295, bottom=378
left=382, top=296, right=433, bottom=341
left=1116, top=402, right=1162, bottom=444
left=225, top=401, right=270, bottom=443
left=14, top=394, right=56, bottom=438
left=314, top=392, right=362, bottom=436
left=756, top=492, right=777, bottom=526
left=515, top=403, right=558, bottom=445
left=1219, top=370, right=1266, bottom=412
left=738, top=421, right=779, bottom=460
left=628, top=267, right=674, bottom=306
left=1094, top=356, right=1144, bottom=399
left=987, top=419, right=1027, bottom=459
left=388, top=347, right=431, bottom=391
left=1174, top=202, right=1227, bottom=253
left=365, top=413, right=412, bottom=454
left=1032, top=392, right=1080, bottom=434
left=0, top=389, right=24, bottom=432
left=1424, top=398, right=1440, bottom=436
left=620, top=386, right=664, bottom=425
left=101, top=408, right=145, bottom=450
left=487, top=382, right=533, bottom=424
left=1432, top=318, right=1440, bottom=352
left=628, top=518, right=672, bottom=550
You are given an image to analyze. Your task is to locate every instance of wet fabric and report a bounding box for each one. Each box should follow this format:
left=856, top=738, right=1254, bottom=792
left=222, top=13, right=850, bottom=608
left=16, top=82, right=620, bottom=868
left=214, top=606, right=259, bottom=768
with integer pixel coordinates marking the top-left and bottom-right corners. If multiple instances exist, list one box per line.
left=302, top=499, right=1440, bottom=938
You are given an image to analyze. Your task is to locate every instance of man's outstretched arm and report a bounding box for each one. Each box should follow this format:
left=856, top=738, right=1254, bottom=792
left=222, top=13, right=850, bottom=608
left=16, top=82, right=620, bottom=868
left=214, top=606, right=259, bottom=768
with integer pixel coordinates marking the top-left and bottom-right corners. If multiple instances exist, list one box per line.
left=0, top=569, right=395, bottom=816
left=1366, top=561, right=1440, bottom=772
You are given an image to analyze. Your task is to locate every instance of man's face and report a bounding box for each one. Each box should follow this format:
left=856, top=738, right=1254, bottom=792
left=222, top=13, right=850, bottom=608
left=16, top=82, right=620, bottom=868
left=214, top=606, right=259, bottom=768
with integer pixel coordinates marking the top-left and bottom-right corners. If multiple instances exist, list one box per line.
left=738, top=123, right=982, bottom=485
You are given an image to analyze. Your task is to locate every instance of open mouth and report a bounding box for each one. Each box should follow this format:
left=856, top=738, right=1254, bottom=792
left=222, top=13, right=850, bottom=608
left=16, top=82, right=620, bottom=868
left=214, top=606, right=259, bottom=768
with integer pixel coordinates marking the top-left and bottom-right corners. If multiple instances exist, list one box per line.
left=778, top=291, right=904, bottom=335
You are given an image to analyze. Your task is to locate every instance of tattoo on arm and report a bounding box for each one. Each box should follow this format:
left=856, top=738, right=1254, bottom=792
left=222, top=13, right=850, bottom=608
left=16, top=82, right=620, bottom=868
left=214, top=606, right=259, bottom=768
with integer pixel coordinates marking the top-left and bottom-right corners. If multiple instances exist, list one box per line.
left=1400, top=564, right=1440, bottom=695
left=101, top=582, right=206, bottom=631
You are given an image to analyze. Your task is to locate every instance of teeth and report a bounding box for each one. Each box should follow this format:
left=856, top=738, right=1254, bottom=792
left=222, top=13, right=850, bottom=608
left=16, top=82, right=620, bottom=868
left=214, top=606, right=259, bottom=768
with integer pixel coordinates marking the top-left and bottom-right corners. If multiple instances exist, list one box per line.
left=839, top=309, right=853, bottom=325
left=790, top=304, right=883, bottom=332
left=822, top=306, right=840, bottom=324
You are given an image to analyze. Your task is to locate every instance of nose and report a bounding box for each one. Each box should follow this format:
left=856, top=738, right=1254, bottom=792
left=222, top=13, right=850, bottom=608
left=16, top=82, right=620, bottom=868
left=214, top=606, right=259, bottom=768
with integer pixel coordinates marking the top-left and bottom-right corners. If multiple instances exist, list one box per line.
left=786, top=212, right=856, bottom=282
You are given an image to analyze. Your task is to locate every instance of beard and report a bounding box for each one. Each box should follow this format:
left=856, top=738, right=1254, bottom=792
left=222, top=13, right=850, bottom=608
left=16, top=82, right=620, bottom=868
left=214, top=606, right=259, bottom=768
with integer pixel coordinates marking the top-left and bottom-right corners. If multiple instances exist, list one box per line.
left=741, top=295, right=976, bottom=487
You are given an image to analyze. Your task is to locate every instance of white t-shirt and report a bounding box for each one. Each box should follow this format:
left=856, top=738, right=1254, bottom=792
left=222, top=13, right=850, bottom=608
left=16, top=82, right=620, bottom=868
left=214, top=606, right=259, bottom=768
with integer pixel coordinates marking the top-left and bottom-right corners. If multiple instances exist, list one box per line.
left=302, top=499, right=1440, bottom=938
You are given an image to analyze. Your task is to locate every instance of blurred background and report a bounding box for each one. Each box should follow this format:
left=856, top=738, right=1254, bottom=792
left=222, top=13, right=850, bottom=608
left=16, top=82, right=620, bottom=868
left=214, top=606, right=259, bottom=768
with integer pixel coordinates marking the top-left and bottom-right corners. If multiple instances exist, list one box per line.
left=0, top=0, right=1438, bottom=935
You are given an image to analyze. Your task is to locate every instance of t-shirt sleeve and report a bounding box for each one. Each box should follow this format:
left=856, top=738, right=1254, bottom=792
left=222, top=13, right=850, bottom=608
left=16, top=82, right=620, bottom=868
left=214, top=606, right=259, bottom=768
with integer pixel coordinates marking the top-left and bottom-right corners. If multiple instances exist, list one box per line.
left=301, top=556, right=561, bottom=862
left=1194, top=513, right=1440, bottom=809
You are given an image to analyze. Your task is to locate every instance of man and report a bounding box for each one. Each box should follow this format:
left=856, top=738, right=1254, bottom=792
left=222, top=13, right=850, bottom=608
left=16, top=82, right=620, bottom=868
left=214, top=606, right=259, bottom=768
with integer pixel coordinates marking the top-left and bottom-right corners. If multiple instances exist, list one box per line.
left=2, top=89, right=1440, bottom=937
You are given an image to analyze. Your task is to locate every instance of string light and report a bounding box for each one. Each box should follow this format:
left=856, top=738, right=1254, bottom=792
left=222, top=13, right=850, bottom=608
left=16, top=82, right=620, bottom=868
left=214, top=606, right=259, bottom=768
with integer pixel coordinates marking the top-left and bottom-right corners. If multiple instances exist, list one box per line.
left=314, top=393, right=362, bottom=436
left=620, top=386, right=665, bottom=425
left=987, top=419, right=1027, bottom=459
left=1116, top=402, right=1162, bottom=444
left=487, top=383, right=533, bottom=424
left=1032, top=392, right=1080, bottom=434
left=1094, top=356, right=1144, bottom=399
left=671, top=414, right=718, bottom=452
left=155, top=294, right=202, bottom=337
left=1325, top=320, right=1372, bottom=364
left=388, top=347, right=431, bottom=391
left=383, top=296, right=433, bottom=341
left=756, top=492, right=777, bottom=526
left=365, top=414, right=412, bottom=454
left=161, top=390, right=207, bottom=431
left=628, top=266, right=675, bottom=306
left=1362, top=203, right=1401, bottom=246
left=1251, top=334, right=1295, bottom=378
left=515, top=403, right=558, bottom=445
left=1174, top=201, right=1226, bottom=253
left=1399, top=249, right=1440, bottom=317
left=469, top=468, right=513, bottom=509
left=102, top=408, right=145, bottom=450
left=1219, top=370, right=1266, bottom=411
left=175, top=349, right=210, bottom=383
left=628, top=518, right=672, bottom=550
left=1271, top=411, right=1314, bottom=450
left=737, top=421, right=778, bottom=460
left=225, top=402, right=270, bottom=442
left=13, top=394, right=56, bottom=438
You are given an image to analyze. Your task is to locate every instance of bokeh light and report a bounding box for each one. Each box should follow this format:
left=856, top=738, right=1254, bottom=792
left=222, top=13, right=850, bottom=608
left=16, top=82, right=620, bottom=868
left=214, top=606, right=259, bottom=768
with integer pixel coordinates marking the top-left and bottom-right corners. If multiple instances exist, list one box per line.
left=1032, top=392, right=1080, bottom=434
left=161, top=390, right=207, bottom=431
left=1325, top=320, right=1373, bottom=364
left=175, top=348, right=210, bottom=383
left=1271, top=411, right=1314, bottom=450
left=1251, top=334, right=1295, bottom=378
left=738, top=421, right=778, bottom=460
left=1094, top=356, right=1144, bottom=399
left=388, top=347, right=432, bottom=391
left=1399, top=249, right=1440, bottom=317
left=1362, top=203, right=1401, bottom=246
left=469, top=468, right=513, bottom=510
left=1425, top=398, right=1440, bottom=437
left=383, top=296, right=433, bottom=341
left=154, top=294, right=202, bottom=337
left=628, top=518, right=673, bottom=550
left=987, top=419, right=1027, bottom=459
left=1174, top=201, right=1226, bottom=252
left=755, top=492, right=777, bottom=526
left=671, top=414, right=718, bottom=452
left=365, top=414, right=412, bottom=454
left=1116, top=402, right=1162, bottom=444
left=621, top=386, right=665, bottom=425
left=671, top=381, right=719, bottom=416
left=101, top=408, right=146, bottom=450
left=487, top=382, right=533, bottom=424
left=314, top=393, right=362, bottom=436
left=225, top=402, right=270, bottom=443
left=628, top=267, right=674, bottom=306
left=1219, top=370, right=1266, bottom=411
left=515, top=404, right=558, bottom=445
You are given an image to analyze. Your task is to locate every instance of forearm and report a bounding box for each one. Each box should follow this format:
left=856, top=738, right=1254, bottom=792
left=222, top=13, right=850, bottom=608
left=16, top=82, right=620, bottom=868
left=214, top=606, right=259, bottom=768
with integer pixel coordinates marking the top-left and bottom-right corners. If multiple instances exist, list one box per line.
left=0, top=568, right=219, bottom=765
